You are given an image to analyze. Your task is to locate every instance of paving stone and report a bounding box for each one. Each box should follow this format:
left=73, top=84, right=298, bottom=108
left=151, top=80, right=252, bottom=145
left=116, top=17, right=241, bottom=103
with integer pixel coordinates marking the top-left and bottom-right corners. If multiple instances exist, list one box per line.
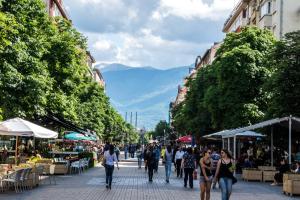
left=0, top=161, right=297, bottom=200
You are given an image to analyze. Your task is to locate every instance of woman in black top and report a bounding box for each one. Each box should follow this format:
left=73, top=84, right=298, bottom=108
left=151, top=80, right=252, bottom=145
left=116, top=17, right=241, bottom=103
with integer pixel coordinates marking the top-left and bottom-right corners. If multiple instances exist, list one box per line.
left=200, top=149, right=213, bottom=200
left=214, top=149, right=235, bottom=200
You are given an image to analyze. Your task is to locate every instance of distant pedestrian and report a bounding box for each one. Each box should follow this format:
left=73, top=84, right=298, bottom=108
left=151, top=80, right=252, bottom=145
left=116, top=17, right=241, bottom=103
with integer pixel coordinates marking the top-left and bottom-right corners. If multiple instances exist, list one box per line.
left=175, top=147, right=184, bottom=178
left=214, top=149, right=235, bottom=200
left=146, top=146, right=156, bottom=182
left=211, top=148, right=221, bottom=189
left=124, top=144, right=128, bottom=160
left=165, top=145, right=173, bottom=183
left=114, top=145, right=120, bottom=161
left=144, top=146, right=148, bottom=171
left=104, top=145, right=119, bottom=189
left=136, top=145, right=142, bottom=169
left=181, top=147, right=196, bottom=188
left=153, top=145, right=160, bottom=172
left=200, top=149, right=213, bottom=200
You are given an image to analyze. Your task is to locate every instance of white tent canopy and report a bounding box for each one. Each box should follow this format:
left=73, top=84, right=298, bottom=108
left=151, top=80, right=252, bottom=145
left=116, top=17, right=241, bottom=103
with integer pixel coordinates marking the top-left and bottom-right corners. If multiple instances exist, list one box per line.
left=222, top=130, right=266, bottom=139
left=206, top=116, right=300, bottom=165
left=0, top=117, right=58, bottom=138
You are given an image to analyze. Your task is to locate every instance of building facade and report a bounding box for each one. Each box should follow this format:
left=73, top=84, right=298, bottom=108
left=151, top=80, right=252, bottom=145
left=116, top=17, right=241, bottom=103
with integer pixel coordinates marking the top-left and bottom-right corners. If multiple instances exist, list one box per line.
left=44, top=0, right=69, bottom=19
left=223, top=0, right=300, bottom=39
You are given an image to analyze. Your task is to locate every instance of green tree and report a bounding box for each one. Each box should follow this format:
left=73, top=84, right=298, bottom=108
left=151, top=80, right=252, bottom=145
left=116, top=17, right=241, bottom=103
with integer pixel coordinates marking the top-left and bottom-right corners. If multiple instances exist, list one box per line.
left=266, top=31, right=300, bottom=117
left=0, top=0, right=131, bottom=141
left=172, top=27, right=276, bottom=137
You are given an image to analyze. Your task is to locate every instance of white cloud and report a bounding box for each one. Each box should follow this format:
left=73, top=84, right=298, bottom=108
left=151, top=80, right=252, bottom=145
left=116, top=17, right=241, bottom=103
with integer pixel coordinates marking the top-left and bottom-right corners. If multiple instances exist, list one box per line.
left=93, top=40, right=113, bottom=51
left=154, top=0, right=236, bottom=21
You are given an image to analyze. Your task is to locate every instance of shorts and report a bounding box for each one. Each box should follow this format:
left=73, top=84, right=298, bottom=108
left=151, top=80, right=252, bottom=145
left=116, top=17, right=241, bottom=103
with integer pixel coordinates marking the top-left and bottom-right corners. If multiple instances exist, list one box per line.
left=199, top=176, right=213, bottom=184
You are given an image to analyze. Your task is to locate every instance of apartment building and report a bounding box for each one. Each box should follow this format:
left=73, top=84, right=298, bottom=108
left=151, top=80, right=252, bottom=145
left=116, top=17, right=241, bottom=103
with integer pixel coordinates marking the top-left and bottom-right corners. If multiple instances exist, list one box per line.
left=223, top=0, right=300, bottom=39
left=43, top=0, right=106, bottom=88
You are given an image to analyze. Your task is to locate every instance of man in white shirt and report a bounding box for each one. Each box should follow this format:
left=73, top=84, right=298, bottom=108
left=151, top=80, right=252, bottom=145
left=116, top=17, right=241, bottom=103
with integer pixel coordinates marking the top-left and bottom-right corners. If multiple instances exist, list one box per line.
left=175, top=147, right=184, bottom=178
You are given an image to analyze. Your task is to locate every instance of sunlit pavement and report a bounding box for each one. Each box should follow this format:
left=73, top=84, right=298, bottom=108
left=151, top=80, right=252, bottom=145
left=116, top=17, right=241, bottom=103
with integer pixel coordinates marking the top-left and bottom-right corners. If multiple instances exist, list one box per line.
left=1, top=161, right=298, bottom=200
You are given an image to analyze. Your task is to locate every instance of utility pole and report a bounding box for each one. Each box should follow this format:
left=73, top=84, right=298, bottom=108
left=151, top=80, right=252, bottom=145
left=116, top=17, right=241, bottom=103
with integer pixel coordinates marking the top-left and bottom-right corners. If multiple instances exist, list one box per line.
left=130, top=112, right=133, bottom=125
left=125, top=112, right=128, bottom=122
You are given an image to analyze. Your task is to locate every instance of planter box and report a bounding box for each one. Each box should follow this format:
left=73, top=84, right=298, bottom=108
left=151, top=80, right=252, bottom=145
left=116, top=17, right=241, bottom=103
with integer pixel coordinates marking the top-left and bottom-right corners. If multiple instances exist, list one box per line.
left=53, top=164, right=68, bottom=174
left=263, top=170, right=278, bottom=182
left=283, top=180, right=300, bottom=196
left=283, top=173, right=300, bottom=196
left=258, top=166, right=276, bottom=171
left=242, top=169, right=262, bottom=181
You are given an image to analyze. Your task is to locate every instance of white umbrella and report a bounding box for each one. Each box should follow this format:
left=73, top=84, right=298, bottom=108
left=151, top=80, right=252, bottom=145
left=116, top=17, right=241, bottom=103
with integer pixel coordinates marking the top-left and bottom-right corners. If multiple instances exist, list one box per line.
left=0, top=117, right=58, bottom=138
left=0, top=117, right=58, bottom=164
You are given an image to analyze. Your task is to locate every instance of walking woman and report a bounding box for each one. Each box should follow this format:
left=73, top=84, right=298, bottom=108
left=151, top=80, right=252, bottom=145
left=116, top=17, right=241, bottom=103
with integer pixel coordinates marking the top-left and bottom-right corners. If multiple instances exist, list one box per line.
left=214, top=149, right=235, bottom=200
left=165, top=145, right=173, bottom=183
left=181, top=147, right=196, bottom=188
left=200, top=149, right=213, bottom=200
left=104, top=145, right=119, bottom=189
left=146, top=145, right=156, bottom=182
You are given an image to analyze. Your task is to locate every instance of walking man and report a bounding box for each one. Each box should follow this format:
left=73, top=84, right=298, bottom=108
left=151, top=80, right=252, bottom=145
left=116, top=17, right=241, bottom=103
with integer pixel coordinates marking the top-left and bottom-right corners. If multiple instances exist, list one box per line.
left=175, top=147, right=184, bottom=178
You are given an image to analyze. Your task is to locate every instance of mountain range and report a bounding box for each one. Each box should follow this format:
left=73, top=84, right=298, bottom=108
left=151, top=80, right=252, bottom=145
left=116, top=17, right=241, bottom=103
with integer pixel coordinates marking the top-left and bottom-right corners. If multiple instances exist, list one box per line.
left=97, top=63, right=191, bottom=130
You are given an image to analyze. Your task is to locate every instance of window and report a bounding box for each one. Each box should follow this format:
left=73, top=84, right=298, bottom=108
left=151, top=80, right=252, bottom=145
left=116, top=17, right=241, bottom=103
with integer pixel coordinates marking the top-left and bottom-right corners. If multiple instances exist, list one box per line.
left=260, top=1, right=272, bottom=17
left=242, top=9, right=247, bottom=18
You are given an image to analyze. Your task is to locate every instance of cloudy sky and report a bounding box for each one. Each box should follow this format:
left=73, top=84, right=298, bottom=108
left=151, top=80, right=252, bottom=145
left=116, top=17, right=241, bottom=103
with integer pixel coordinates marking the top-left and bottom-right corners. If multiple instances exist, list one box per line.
left=64, top=0, right=237, bottom=69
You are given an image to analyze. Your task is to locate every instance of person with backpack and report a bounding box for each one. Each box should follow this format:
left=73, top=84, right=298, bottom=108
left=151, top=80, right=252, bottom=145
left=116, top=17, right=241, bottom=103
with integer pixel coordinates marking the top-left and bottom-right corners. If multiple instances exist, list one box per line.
left=104, top=144, right=119, bottom=189
left=181, top=147, right=196, bottom=188
left=165, top=145, right=173, bottom=183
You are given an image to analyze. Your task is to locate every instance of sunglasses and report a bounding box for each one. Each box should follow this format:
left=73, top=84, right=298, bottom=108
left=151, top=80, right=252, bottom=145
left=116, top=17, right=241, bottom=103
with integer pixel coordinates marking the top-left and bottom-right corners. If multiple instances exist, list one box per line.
left=207, top=152, right=211, bottom=154
left=221, top=152, right=225, bottom=154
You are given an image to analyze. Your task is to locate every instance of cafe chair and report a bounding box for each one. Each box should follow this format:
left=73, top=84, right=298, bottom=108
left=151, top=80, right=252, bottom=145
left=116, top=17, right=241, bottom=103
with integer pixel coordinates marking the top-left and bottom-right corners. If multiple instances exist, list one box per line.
left=2, top=169, right=24, bottom=193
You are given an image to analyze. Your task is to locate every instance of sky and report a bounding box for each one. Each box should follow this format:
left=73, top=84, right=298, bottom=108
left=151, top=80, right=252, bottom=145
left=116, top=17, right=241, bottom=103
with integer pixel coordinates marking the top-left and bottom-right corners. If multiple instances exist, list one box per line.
left=64, top=0, right=237, bottom=69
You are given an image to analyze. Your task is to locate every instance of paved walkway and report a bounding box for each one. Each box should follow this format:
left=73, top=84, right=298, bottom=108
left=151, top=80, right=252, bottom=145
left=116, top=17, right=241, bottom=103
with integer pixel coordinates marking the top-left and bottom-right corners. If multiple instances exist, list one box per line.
left=1, top=161, right=298, bottom=200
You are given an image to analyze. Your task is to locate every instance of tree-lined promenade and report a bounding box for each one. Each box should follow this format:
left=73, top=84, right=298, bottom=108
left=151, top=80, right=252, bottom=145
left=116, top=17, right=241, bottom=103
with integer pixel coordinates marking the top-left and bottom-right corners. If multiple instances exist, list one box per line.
left=0, top=0, right=138, bottom=141
left=171, top=27, right=300, bottom=138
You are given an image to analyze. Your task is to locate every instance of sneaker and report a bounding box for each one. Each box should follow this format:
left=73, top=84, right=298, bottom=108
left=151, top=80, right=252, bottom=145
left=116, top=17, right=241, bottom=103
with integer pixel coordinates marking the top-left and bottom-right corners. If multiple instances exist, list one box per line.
left=270, top=183, right=277, bottom=186
left=106, top=184, right=109, bottom=189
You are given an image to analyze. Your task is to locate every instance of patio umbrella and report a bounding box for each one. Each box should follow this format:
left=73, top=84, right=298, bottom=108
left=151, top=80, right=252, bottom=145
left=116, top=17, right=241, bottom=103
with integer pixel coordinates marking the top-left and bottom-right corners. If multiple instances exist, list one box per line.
left=0, top=117, right=58, bottom=164
left=64, top=132, right=90, bottom=140
left=177, top=135, right=192, bottom=143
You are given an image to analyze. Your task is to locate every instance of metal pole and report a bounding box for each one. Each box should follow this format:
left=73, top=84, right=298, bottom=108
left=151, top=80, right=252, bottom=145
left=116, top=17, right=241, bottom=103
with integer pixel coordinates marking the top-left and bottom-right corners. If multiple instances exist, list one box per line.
left=289, top=116, right=292, bottom=164
left=125, top=112, right=127, bottom=122
left=271, top=126, right=274, bottom=167
left=222, top=138, right=224, bottom=149
left=15, top=136, right=18, bottom=165
left=234, top=136, right=236, bottom=160
left=228, top=138, right=230, bottom=151
left=130, top=112, right=133, bottom=125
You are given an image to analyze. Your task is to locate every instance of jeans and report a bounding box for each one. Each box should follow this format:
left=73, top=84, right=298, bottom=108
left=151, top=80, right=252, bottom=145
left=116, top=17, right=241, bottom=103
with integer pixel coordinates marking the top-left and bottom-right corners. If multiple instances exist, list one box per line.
left=176, top=159, right=182, bottom=177
left=219, top=177, right=232, bottom=200
left=105, top=165, right=114, bottom=186
left=125, top=151, right=128, bottom=159
left=184, top=168, right=194, bottom=188
left=165, top=161, right=172, bottom=181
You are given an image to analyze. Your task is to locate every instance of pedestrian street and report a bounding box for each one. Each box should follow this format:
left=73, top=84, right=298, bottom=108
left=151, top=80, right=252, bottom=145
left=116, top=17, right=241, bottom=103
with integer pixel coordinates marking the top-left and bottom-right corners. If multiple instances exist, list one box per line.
left=1, top=161, right=298, bottom=200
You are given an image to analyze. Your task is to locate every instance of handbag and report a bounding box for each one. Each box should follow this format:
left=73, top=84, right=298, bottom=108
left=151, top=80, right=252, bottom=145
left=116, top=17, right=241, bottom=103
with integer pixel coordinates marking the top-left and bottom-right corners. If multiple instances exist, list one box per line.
left=231, top=175, right=237, bottom=184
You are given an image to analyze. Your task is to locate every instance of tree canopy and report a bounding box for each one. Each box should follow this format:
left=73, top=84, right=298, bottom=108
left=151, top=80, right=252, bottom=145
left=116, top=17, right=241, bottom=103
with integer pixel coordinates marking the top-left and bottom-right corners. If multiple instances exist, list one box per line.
left=172, top=27, right=276, bottom=137
left=0, top=0, right=137, bottom=140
